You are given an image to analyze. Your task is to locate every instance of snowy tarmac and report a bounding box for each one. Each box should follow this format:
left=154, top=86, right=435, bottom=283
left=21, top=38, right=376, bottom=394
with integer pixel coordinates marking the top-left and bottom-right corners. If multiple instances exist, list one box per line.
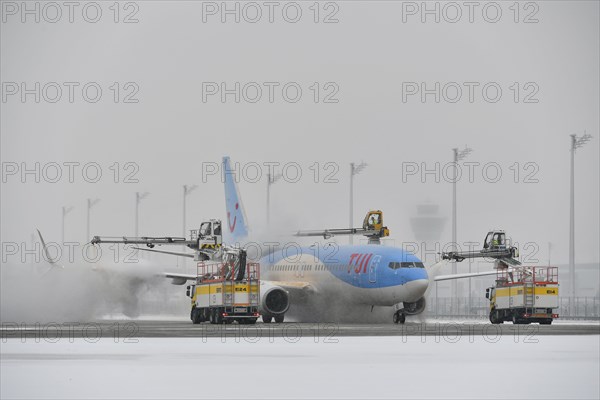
left=2, top=333, right=599, bottom=399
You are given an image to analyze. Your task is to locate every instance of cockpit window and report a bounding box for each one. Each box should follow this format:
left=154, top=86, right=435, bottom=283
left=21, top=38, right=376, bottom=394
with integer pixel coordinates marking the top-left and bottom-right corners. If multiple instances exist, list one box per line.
left=388, top=262, right=425, bottom=269
left=200, top=222, right=211, bottom=236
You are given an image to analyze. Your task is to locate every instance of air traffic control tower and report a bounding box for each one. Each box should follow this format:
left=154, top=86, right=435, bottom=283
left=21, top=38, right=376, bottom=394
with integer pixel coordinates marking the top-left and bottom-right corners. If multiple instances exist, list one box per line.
left=409, top=202, right=446, bottom=242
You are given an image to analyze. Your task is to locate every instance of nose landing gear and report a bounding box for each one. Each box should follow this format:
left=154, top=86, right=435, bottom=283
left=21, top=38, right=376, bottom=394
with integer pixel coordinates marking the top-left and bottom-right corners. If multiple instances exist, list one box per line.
left=393, top=310, right=406, bottom=324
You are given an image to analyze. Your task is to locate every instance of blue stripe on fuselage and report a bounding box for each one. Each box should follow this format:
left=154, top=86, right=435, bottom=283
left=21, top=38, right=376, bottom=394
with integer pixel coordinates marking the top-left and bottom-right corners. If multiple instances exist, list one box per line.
left=264, top=244, right=428, bottom=289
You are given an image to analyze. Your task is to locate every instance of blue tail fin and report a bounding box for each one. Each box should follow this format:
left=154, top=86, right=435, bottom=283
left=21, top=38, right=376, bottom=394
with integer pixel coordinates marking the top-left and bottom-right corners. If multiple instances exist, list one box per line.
left=223, top=156, right=249, bottom=242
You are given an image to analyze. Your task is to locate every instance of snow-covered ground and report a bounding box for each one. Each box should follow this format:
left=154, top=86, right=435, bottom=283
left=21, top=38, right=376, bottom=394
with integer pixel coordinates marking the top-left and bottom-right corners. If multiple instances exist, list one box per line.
left=421, top=318, right=600, bottom=326
left=1, top=334, right=598, bottom=399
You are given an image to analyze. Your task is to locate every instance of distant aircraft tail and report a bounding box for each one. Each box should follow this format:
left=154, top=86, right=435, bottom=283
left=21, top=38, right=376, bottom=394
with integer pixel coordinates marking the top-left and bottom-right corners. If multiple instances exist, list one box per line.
left=36, top=229, right=65, bottom=274
left=223, top=156, right=249, bottom=243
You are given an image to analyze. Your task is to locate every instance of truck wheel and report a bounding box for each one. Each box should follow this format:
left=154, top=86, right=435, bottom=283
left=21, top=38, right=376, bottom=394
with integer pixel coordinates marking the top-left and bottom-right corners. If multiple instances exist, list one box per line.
left=215, top=309, right=224, bottom=324
left=490, top=310, right=503, bottom=324
left=191, top=308, right=201, bottom=324
left=274, top=315, right=284, bottom=323
left=249, top=318, right=257, bottom=325
left=540, top=319, right=552, bottom=325
left=262, top=315, right=273, bottom=323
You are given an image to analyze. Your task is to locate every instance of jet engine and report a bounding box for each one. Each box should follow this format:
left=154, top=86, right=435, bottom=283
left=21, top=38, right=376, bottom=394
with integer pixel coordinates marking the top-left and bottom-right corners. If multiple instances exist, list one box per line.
left=403, top=297, right=426, bottom=315
left=259, top=282, right=290, bottom=315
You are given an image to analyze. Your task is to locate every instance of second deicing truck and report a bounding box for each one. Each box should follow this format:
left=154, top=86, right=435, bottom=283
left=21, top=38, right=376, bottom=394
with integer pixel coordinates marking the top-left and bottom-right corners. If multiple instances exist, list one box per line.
left=486, top=266, right=559, bottom=325
left=186, top=246, right=260, bottom=324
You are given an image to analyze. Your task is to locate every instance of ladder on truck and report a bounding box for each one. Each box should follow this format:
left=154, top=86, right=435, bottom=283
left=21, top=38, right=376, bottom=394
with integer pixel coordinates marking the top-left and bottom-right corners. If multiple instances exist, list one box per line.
left=221, top=262, right=260, bottom=309
left=524, top=281, right=535, bottom=310
left=195, top=261, right=260, bottom=309
left=247, top=262, right=260, bottom=308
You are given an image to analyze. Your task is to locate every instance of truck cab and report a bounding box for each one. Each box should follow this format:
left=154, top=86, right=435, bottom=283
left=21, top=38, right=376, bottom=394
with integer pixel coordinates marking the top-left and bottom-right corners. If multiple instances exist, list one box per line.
left=363, top=211, right=383, bottom=231
left=483, top=230, right=506, bottom=250
left=192, top=219, right=223, bottom=250
left=485, top=287, right=494, bottom=300
left=362, top=210, right=390, bottom=240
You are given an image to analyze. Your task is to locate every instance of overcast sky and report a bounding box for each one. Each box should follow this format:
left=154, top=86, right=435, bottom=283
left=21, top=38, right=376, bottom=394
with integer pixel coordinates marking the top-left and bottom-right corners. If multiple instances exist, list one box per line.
left=1, top=1, right=598, bottom=266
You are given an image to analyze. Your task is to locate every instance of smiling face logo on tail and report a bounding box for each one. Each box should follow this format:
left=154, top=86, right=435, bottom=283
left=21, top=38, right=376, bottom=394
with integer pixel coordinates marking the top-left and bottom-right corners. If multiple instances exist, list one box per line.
left=223, top=157, right=249, bottom=242
left=227, top=203, right=239, bottom=232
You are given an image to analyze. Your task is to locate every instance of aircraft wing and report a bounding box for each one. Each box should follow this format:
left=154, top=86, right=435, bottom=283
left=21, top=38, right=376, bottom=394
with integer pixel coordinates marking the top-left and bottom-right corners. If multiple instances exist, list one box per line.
left=164, top=272, right=197, bottom=285
left=434, top=270, right=502, bottom=281
left=163, top=274, right=317, bottom=298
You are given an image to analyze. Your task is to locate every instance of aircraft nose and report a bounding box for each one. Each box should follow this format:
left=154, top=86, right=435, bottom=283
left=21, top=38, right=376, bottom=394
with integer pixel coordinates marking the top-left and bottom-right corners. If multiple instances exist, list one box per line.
left=402, top=267, right=429, bottom=300
left=404, top=278, right=429, bottom=302
left=411, top=278, right=429, bottom=296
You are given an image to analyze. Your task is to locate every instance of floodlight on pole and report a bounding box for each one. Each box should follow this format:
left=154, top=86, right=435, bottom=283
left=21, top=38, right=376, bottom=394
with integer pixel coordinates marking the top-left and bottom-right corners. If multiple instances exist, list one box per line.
left=61, top=205, right=74, bottom=243
left=135, top=192, right=150, bottom=237
left=182, top=185, right=198, bottom=268
left=267, top=172, right=283, bottom=226
left=452, top=146, right=473, bottom=249
left=451, top=146, right=473, bottom=304
left=569, top=132, right=592, bottom=308
left=183, top=184, right=198, bottom=238
left=349, top=161, right=368, bottom=245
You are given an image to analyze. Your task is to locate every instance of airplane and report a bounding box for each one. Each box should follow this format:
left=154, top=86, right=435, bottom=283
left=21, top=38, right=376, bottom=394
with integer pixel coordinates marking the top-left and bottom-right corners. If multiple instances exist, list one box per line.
left=149, top=157, right=434, bottom=323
